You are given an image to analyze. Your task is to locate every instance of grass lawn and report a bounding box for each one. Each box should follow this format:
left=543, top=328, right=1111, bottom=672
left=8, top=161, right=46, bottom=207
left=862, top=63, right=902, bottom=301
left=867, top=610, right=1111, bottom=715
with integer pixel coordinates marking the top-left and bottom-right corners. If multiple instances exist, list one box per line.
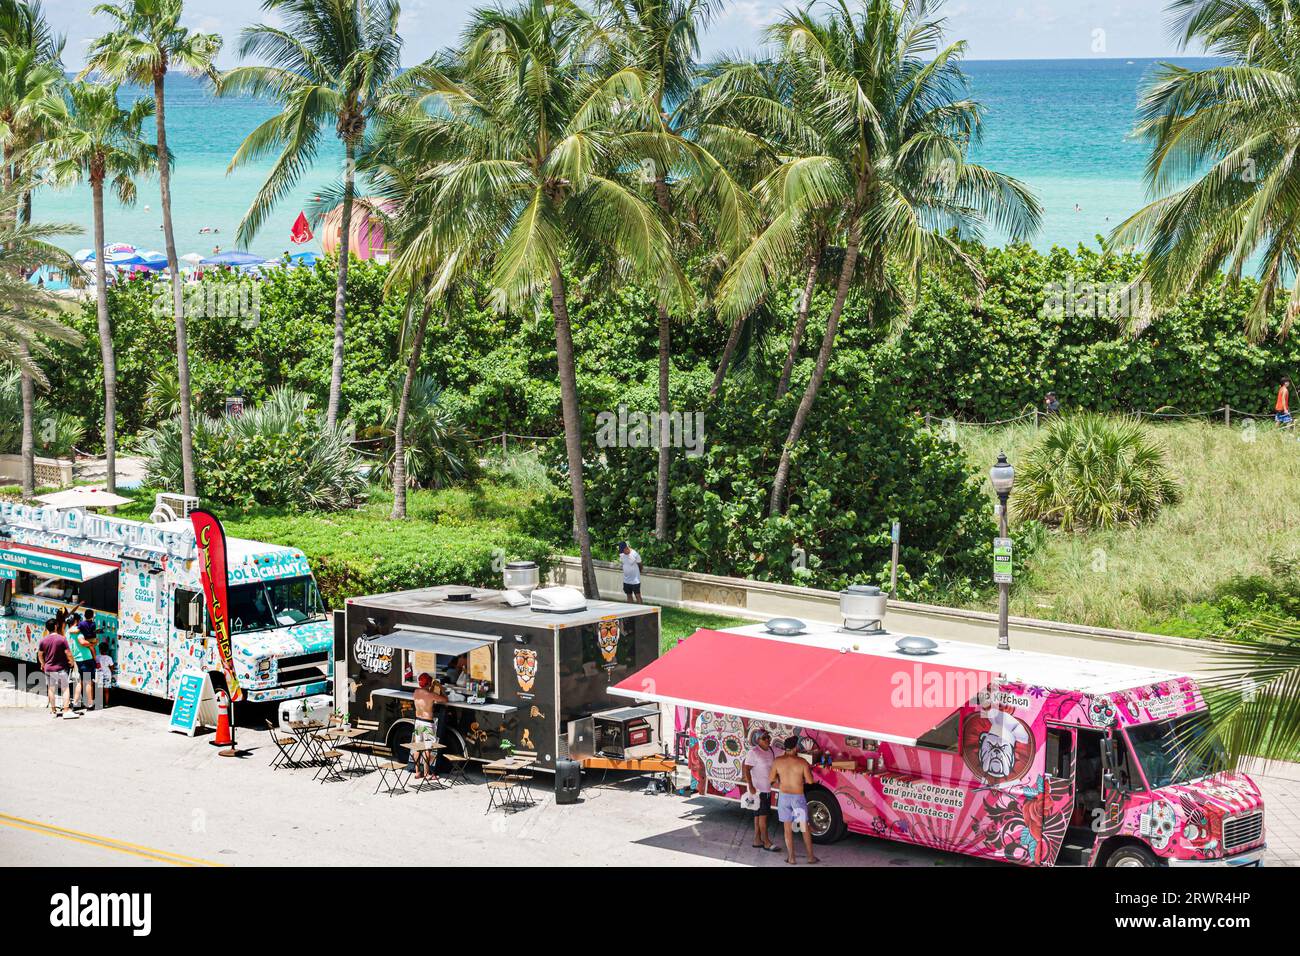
left=955, top=418, right=1300, bottom=635
left=656, top=606, right=751, bottom=652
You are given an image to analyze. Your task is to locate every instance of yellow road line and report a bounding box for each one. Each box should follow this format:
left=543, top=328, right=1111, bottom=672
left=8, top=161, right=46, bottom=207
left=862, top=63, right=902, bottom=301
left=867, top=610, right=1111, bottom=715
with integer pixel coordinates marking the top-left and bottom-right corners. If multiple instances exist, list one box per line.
left=0, top=812, right=223, bottom=867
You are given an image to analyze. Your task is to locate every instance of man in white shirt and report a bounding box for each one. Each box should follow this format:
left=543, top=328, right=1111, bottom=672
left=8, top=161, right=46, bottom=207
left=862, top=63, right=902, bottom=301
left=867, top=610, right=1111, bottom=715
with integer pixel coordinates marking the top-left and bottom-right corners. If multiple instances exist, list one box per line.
left=618, top=541, right=642, bottom=603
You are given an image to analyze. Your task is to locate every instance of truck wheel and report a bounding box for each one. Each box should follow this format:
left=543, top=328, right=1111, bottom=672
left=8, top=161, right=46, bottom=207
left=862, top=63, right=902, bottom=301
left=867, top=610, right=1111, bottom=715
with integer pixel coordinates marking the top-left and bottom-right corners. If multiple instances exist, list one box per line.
left=806, top=788, right=846, bottom=844
left=1106, top=844, right=1158, bottom=867
left=386, top=720, right=414, bottom=764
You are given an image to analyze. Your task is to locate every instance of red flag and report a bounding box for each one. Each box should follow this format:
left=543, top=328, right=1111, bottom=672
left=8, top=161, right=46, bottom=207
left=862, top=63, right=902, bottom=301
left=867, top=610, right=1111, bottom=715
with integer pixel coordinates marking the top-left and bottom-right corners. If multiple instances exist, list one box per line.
left=290, top=211, right=313, bottom=245
left=190, top=509, right=243, bottom=701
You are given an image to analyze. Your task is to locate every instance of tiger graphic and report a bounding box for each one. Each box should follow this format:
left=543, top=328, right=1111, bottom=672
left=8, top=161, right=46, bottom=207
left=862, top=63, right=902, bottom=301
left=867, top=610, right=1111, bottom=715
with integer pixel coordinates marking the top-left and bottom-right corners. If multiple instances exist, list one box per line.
left=596, top=620, right=621, bottom=663
left=513, top=647, right=539, bottom=693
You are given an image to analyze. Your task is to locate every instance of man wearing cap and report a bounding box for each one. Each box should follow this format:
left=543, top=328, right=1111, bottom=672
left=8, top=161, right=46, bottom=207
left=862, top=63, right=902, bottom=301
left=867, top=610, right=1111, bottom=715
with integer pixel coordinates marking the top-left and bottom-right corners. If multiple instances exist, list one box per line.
left=617, top=541, right=642, bottom=604
left=742, top=730, right=779, bottom=851
left=771, top=735, right=820, bottom=864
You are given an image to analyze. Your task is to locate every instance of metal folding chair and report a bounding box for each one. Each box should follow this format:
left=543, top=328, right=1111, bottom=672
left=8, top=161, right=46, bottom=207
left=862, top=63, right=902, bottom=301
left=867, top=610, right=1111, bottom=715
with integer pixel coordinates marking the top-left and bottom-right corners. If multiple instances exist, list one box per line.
left=371, top=745, right=412, bottom=797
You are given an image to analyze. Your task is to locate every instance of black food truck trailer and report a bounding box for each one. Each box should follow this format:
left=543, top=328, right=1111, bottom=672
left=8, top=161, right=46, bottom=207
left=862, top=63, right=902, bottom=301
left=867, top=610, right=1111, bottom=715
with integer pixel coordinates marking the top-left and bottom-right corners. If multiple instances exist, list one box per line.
left=339, top=579, right=662, bottom=773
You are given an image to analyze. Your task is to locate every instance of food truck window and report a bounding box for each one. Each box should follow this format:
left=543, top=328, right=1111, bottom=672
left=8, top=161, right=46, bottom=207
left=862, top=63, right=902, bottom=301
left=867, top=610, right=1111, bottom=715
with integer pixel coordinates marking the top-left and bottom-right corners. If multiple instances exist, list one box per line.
left=400, top=645, right=496, bottom=693
left=173, top=588, right=205, bottom=631
left=18, top=571, right=79, bottom=604
left=915, top=711, right=960, bottom=752
left=1045, top=727, right=1073, bottom=779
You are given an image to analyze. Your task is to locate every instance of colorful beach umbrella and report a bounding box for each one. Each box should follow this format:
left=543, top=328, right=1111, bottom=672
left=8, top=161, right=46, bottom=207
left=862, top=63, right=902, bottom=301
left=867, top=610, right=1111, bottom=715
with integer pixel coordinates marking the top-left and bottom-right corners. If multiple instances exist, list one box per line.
left=199, top=250, right=266, bottom=267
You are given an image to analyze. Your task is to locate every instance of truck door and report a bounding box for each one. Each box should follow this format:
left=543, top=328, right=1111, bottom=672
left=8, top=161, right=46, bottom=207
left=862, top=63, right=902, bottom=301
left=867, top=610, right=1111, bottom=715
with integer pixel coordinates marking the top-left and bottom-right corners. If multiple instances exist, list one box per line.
left=1038, top=725, right=1076, bottom=865
left=115, top=564, right=168, bottom=697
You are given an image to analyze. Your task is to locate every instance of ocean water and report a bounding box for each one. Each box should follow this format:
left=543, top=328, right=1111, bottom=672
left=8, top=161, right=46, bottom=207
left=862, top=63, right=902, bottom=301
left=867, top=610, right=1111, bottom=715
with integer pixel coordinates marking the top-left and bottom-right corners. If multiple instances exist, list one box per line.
left=29, top=57, right=1221, bottom=259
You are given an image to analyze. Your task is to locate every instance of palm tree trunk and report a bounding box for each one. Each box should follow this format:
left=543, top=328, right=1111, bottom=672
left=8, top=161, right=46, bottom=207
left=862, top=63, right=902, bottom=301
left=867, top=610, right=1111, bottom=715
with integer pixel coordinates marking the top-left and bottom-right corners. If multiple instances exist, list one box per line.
left=776, top=243, right=824, bottom=401
left=391, top=297, right=432, bottom=520
left=549, top=260, right=599, bottom=598
left=18, top=347, right=35, bottom=500
left=92, top=177, right=117, bottom=495
left=327, top=141, right=355, bottom=430
left=155, top=73, right=197, bottom=498
left=709, top=309, right=747, bottom=399
left=768, top=230, right=862, bottom=516
left=653, top=177, right=673, bottom=541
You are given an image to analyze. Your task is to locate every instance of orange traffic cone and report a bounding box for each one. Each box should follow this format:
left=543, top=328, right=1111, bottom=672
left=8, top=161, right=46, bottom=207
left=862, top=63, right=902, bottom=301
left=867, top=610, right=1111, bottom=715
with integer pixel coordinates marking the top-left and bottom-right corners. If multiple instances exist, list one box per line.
left=211, top=689, right=236, bottom=754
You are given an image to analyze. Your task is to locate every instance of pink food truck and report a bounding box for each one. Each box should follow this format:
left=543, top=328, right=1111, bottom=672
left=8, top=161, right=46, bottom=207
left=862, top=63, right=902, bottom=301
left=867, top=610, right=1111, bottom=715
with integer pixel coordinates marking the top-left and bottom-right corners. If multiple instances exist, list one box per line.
left=611, top=611, right=1265, bottom=868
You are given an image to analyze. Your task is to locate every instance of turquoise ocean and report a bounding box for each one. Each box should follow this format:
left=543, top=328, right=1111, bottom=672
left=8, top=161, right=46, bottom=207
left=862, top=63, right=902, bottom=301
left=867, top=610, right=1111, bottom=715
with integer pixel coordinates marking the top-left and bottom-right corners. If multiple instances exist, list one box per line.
left=30, top=57, right=1221, bottom=260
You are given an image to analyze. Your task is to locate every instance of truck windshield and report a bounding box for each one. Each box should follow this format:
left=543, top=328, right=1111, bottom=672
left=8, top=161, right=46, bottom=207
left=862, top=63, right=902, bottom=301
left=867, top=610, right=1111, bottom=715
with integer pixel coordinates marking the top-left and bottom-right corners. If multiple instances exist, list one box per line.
left=228, top=576, right=325, bottom=633
left=1126, top=711, right=1228, bottom=789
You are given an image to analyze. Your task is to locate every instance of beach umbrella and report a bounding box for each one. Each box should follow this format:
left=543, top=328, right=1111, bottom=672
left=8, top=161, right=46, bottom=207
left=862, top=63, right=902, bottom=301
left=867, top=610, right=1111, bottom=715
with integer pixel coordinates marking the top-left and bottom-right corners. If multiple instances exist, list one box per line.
left=35, top=487, right=134, bottom=509
left=288, top=251, right=318, bottom=267
left=199, top=250, right=266, bottom=267
left=73, top=248, right=94, bottom=263
left=106, top=249, right=146, bottom=267
left=104, top=242, right=137, bottom=254
left=138, top=251, right=169, bottom=270
left=180, top=252, right=205, bottom=265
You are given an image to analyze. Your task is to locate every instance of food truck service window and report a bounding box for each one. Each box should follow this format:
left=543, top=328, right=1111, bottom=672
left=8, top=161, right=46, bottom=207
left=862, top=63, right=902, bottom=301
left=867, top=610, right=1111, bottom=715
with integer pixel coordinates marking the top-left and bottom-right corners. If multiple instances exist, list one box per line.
left=397, top=636, right=497, bottom=692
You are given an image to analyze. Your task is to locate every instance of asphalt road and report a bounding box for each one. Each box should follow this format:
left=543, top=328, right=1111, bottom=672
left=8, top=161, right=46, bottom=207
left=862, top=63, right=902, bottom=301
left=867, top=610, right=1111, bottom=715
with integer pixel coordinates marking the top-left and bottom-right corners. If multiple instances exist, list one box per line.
left=0, top=683, right=992, bottom=869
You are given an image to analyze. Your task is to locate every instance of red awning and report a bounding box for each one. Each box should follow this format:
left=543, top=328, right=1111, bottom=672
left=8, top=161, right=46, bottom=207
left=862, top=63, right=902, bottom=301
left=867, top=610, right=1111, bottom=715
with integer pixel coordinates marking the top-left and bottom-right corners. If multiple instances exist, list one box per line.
left=611, top=629, right=995, bottom=745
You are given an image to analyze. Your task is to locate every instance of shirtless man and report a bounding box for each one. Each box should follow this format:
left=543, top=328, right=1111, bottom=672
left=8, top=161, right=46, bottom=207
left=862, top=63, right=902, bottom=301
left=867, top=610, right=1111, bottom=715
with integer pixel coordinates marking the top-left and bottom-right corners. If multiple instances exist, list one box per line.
left=411, top=673, right=448, bottom=779
left=770, top=736, right=819, bottom=864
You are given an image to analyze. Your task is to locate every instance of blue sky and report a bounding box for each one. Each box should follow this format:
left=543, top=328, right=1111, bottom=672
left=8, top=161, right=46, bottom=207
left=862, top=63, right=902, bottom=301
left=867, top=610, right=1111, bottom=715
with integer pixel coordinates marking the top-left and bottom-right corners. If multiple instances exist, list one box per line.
left=46, top=0, right=1198, bottom=68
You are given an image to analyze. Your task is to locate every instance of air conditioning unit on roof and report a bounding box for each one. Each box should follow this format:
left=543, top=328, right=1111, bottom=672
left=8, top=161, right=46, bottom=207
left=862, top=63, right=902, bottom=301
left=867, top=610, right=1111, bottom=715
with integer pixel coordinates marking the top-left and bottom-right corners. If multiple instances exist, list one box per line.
left=151, top=492, right=201, bottom=524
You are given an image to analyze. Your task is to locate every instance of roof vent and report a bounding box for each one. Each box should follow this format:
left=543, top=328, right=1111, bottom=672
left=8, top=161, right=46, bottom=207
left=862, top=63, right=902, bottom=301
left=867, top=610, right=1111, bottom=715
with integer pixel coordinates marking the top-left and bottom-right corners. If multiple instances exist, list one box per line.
left=840, top=585, right=887, bottom=634
left=530, top=586, right=586, bottom=614
left=895, top=636, right=938, bottom=656
left=443, top=588, right=476, bottom=603
left=763, top=617, right=806, bottom=636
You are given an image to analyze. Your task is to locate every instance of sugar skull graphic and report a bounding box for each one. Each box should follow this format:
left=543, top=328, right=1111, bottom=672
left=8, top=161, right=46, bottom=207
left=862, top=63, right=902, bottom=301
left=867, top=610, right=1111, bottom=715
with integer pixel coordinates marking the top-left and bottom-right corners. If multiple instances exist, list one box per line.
left=513, top=648, right=538, bottom=693
left=694, top=711, right=745, bottom=794
left=1138, top=800, right=1178, bottom=850
left=596, top=619, right=621, bottom=664
left=747, top=721, right=796, bottom=750
left=1084, top=694, right=1118, bottom=728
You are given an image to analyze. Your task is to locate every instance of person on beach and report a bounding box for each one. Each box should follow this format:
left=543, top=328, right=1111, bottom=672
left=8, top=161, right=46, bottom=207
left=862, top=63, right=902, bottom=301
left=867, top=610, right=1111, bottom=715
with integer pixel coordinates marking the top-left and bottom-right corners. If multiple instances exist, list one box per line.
left=742, top=730, right=779, bottom=851
left=36, top=618, right=73, bottom=717
left=618, top=541, right=642, bottom=604
left=770, top=736, right=819, bottom=865
left=1276, top=376, right=1292, bottom=427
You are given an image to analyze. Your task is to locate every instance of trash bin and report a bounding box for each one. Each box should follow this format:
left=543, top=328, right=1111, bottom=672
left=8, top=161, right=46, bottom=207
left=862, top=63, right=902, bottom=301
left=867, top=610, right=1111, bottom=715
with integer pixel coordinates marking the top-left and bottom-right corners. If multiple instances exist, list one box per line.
left=555, top=757, right=582, bottom=804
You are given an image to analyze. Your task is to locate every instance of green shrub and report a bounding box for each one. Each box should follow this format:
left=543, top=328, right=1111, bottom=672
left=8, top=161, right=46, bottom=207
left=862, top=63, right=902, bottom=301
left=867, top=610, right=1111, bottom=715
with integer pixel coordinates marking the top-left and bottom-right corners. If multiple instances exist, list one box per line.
left=1015, top=414, right=1180, bottom=531
left=572, top=357, right=998, bottom=598
left=139, top=388, right=367, bottom=511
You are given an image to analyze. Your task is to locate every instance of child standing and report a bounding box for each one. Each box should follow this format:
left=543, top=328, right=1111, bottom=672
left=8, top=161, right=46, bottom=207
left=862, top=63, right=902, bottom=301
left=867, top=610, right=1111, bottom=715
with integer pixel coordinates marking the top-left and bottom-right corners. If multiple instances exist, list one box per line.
left=1277, top=375, right=1292, bottom=427
left=95, top=642, right=115, bottom=707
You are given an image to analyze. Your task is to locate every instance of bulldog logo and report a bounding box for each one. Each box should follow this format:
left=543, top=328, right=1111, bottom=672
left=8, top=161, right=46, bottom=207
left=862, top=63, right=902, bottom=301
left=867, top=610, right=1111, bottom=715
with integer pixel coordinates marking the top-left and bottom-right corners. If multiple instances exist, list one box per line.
left=597, top=619, right=621, bottom=664
left=513, top=648, right=538, bottom=693
left=961, top=708, right=1035, bottom=783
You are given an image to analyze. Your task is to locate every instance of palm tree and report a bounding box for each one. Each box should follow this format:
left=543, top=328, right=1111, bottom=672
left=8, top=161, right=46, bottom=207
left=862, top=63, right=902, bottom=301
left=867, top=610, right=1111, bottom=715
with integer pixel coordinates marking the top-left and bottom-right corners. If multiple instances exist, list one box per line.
left=389, top=0, right=689, bottom=595
left=1112, top=0, right=1300, bottom=340
left=0, top=44, right=62, bottom=202
left=715, top=0, right=1039, bottom=515
left=222, top=0, right=404, bottom=429
left=0, top=1, right=64, bottom=224
left=596, top=0, right=749, bottom=541
left=0, top=189, right=81, bottom=497
left=38, top=82, right=155, bottom=496
left=81, top=0, right=222, bottom=498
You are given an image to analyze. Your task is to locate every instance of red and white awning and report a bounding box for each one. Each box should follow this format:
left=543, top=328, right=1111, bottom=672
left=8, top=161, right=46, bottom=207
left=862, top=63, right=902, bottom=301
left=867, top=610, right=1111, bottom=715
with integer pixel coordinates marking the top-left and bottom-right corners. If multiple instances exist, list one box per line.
left=611, top=629, right=994, bottom=746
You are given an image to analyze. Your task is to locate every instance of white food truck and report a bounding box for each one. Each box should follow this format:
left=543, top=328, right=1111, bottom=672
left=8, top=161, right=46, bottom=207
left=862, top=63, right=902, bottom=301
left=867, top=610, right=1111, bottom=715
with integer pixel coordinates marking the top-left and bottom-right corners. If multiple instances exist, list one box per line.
left=0, top=499, right=332, bottom=703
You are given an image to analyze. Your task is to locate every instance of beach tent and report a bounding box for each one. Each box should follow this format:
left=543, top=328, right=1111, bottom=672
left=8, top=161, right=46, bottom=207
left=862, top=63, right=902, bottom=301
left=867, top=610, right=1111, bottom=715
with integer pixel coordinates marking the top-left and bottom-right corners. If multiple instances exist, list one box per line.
left=320, top=198, right=391, bottom=260
left=199, top=250, right=266, bottom=268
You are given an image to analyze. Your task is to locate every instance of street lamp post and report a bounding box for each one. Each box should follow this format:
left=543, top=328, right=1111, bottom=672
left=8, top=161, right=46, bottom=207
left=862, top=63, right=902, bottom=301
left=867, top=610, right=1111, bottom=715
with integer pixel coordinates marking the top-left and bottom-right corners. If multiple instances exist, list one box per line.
left=989, top=452, right=1015, bottom=651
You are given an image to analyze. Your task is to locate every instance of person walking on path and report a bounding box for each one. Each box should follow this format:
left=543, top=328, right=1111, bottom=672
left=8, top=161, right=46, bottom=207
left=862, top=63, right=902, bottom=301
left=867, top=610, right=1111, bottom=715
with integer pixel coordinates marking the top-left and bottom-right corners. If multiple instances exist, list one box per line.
left=618, top=541, right=643, bottom=604
left=770, top=735, right=820, bottom=865
left=742, top=730, right=780, bottom=851
left=1276, top=376, right=1292, bottom=427
left=36, top=618, right=73, bottom=717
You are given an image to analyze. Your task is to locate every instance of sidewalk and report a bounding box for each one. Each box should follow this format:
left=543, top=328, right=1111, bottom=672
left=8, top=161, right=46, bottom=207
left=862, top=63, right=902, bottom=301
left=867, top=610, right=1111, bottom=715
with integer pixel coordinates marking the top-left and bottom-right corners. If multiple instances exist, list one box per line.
left=73, top=453, right=147, bottom=489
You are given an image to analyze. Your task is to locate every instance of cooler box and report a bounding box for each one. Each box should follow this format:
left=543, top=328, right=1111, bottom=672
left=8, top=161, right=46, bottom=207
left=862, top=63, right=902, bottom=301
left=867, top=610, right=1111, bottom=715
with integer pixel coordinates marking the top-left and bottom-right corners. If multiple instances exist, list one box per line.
left=278, top=694, right=334, bottom=730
